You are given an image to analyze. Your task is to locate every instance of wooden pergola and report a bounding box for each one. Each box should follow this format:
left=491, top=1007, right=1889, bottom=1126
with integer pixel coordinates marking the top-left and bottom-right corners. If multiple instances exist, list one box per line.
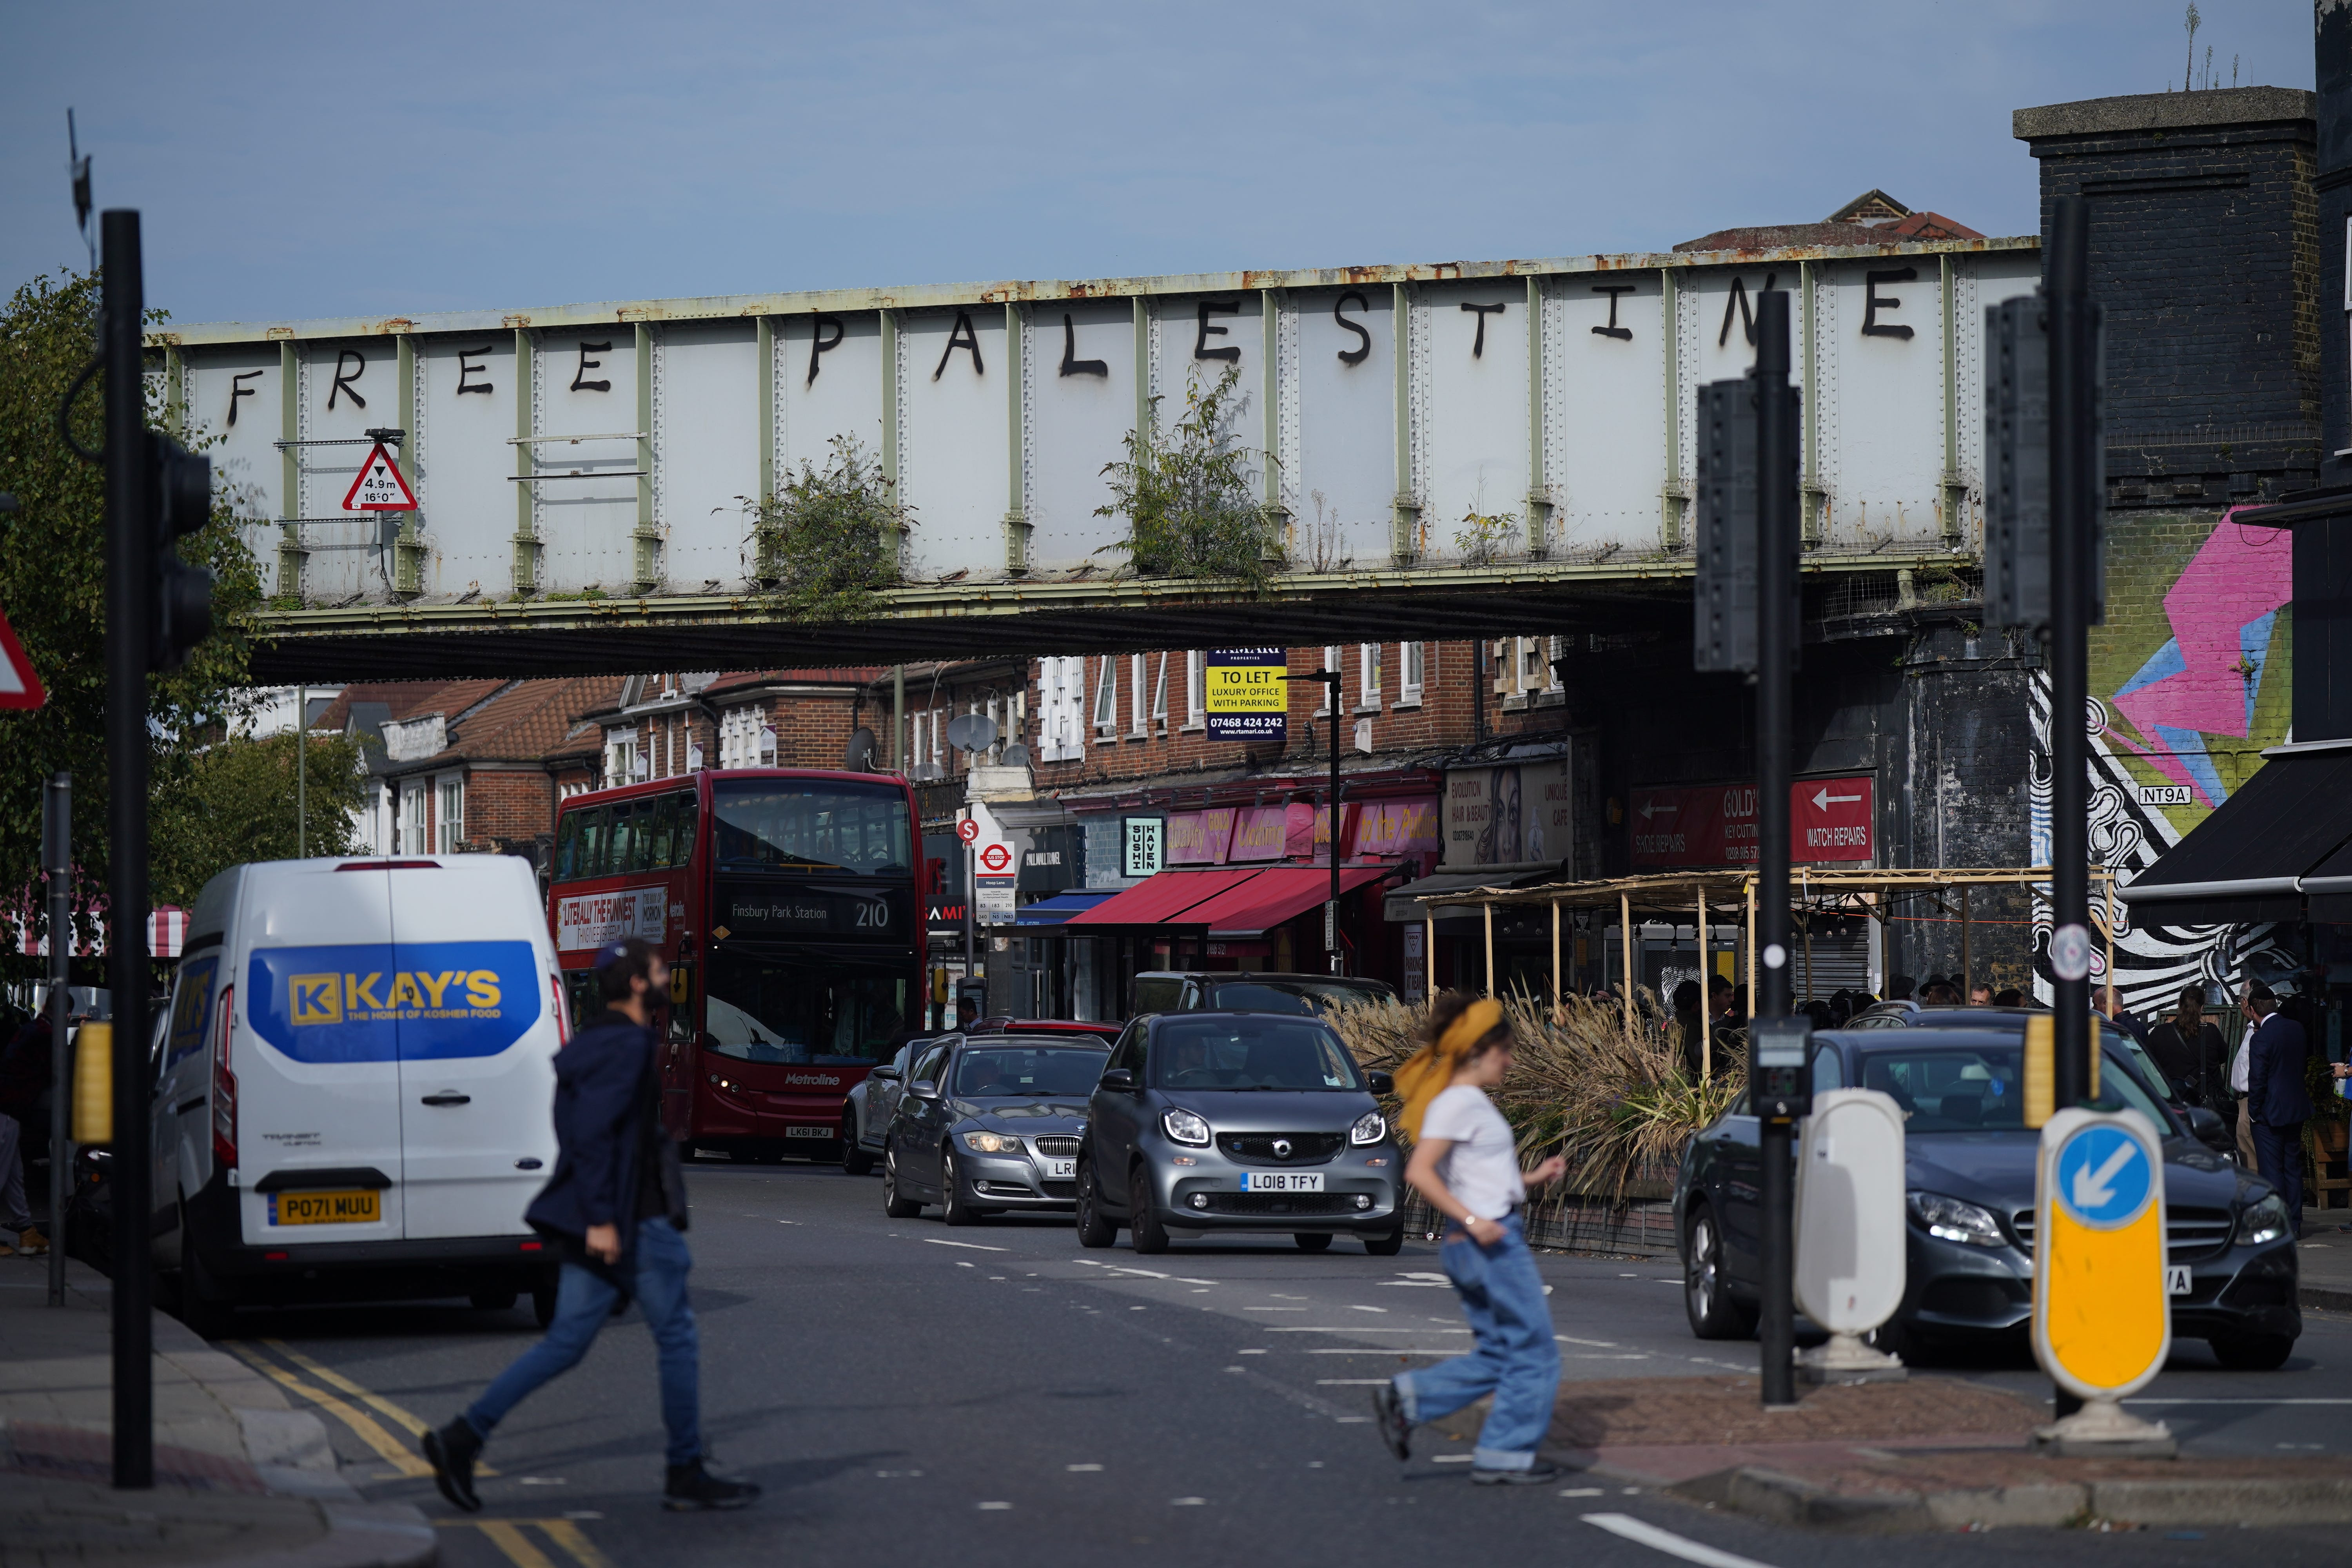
left=1410, top=866, right=2121, bottom=1074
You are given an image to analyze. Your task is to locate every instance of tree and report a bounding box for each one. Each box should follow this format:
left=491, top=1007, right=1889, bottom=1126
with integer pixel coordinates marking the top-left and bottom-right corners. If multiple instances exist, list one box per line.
left=0, top=269, right=265, bottom=969
left=1097, top=364, right=1276, bottom=590
left=150, top=731, right=368, bottom=910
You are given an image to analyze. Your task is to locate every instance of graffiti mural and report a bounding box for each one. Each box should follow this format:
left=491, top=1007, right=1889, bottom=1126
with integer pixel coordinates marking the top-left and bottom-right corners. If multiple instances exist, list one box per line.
left=2029, top=508, right=2295, bottom=1009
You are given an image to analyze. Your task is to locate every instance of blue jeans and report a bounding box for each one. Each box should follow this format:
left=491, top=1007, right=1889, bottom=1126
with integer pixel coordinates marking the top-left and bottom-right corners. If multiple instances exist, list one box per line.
left=1392, top=1214, right=1560, bottom=1470
left=465, top=1218, right=702, bottom=1466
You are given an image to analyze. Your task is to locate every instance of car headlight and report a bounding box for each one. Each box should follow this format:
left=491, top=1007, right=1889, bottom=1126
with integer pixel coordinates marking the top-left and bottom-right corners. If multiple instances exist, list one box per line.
left=1350, top=1110, right=1387, bottom=1146
left=1907, top=1190, right=2007, bottom=1248
left=1161, top=1109, right=1211, bottom=1147
left=2236, top=1193, right=2290, bottom=1247
left=961, top=1131, right=1026, bottom=1156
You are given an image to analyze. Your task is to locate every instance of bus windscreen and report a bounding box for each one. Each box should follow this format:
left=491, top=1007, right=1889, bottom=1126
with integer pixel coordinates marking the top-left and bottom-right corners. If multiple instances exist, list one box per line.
left=712, top=780, right=913, bottom=875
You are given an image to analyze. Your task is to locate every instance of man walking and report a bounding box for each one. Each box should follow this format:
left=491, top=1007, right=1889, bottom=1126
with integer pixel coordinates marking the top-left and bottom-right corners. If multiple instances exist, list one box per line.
left=0, top=1013, right=54, bottom=1259
left=2242, top=981, right=2313, bottom=1236
left=423, top=938, right=758, bottom=1513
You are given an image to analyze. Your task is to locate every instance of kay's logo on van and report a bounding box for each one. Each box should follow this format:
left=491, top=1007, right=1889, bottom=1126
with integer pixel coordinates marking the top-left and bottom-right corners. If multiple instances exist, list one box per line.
left=248, top=942, right=542, bottom=1065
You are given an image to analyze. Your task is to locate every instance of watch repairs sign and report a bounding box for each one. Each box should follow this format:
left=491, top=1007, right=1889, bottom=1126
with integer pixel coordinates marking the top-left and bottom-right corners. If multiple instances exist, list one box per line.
left=1205, top=648, right=1287, bottom=741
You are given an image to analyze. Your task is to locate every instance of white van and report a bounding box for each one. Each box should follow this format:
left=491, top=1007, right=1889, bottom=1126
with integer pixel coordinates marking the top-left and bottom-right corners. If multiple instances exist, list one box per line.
left=151, top=855, right=567, bottom=1331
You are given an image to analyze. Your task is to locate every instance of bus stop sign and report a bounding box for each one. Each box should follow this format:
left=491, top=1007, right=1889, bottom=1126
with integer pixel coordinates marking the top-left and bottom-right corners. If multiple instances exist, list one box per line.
left=2033, top=1106, right=2170, bottom=1401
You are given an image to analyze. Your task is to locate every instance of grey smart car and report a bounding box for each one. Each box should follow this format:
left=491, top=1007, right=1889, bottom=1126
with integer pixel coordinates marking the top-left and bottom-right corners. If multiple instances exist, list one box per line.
left=1075, top=1011, right=1403, bottom=1255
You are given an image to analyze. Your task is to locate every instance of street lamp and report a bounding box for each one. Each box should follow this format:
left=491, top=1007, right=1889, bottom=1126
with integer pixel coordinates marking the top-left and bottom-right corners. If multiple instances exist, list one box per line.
left=1278, top=668, right=1345, bottom=975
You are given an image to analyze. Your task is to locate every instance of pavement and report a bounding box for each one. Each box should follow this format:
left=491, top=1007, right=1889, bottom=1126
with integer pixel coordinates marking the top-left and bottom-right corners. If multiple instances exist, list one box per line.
left=0, top=1255, right=435, bottom=1568
left=2296, top=1206, right=2352, bottom=1311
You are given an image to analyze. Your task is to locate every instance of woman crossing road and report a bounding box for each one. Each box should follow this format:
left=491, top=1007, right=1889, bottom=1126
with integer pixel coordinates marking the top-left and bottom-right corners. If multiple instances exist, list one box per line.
left=1370, top=994, right=1567, bottom=1485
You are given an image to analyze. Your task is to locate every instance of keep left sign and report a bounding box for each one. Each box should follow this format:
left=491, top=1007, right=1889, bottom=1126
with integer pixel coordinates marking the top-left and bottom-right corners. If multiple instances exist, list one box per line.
left=2033, top=1106, right=2171, bottom=1400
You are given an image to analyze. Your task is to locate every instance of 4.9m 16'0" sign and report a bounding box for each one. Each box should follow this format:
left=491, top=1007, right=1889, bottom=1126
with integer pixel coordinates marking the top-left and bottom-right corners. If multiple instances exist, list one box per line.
left=1628, top=775, right=1875, bottom=868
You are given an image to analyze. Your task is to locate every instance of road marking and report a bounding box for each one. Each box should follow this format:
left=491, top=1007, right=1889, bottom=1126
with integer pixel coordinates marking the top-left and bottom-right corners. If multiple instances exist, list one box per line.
left=1238, top=1348, right=1267, bottom=1354
left=1244, top=1307, right=1306, bottom=1311
left=1307, top=1348, right=1456, bottom=1356
left=537, top=1519, right=617, bottom=1568
left=223, top=1344, right=432, bottom=1477
left=2125, top=1398, right=2352, bottom=1405
left=1067, top=1463, right=1103, bottom=1472
left=1431, top=1454, right=1473, bottom=1463
left=1176, top=1278, right=1217, bottom=1285
left=1265, top=1327, right=1470, bottom=1334
left=476, top=1521, right=561, bottom=1568
left=1316, top=1379, right=1391, bottom=1385
left=924, top=1239, right=1009, bottom=1252
left=1348, top=1305, right=1388, bottom=1313
left=438, top=1519, right=611, bottom=1568
left=977, top=1501, right=1012, bottom=1510
left=258, top=1339, right=433, bottom=1437
left=1558, top=1336, right=1620, bottom=1347
left=1171, top=1496, right=1206, bottom=1506
left=955, top=1261, right=975, bottom=1268
left=1583, top=1512, right=1779, bottom=1568
left=1560, top=1486, right=1606, bottom=1496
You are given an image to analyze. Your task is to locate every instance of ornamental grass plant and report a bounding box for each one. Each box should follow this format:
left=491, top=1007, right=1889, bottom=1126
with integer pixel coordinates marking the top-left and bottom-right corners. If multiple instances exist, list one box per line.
left=1327, top=992, right=1745, bottom=1205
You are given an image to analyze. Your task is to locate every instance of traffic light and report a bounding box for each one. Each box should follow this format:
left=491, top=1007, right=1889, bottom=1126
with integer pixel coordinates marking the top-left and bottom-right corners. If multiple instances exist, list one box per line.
left=144, top=431, right=214, bottom=670
left=1985, top=296, right=2105, bottom=635
left=1693, top=374, right=1799, bottom=675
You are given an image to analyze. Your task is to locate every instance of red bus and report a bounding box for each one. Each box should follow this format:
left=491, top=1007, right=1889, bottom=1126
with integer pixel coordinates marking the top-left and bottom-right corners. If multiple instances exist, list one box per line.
left=547, top=768, right=925, bottom=1159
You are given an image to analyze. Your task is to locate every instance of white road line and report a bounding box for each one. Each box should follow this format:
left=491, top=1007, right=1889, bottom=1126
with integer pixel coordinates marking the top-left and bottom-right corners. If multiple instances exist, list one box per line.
left=924, top=1239, right=1011, bottom=1252
left=955, top=1261, right=975, bottom=1268
left=1582, top=1513, right=1778, bottom=1568
left=1067, top=1463, right=1102, bottom=1472
left=2126, top=1398, right=2352, bottom=1405
left=1431, top=1454, right=1473, bottom=1464
left=1244, top=1307, right=1307, bottom=1312
left=1265, top=1327, right=1470, bottom=1334
left=1176, top=1278, right=1217, bottom=1285
left=1315, top=1379, right=1391, bottom=1385
left=1559, top=1336, right=1620, bottom=1348
left=1307, top=1348, right=1457, bottom=1355
left=1348, top=1305, right=1388, bottom=1313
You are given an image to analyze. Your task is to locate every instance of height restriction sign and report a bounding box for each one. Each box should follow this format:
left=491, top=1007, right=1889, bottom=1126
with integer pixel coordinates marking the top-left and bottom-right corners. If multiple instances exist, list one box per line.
left=342, top=442, right=418, bottom=511
left=1205, top=648, right=1287, bottom=741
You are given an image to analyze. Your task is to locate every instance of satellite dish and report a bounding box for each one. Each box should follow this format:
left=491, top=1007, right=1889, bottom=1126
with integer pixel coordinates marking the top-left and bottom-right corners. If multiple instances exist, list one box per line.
left=1000, top=742, right=1031, bottom=768
left=945, top=713, right=998, bottom=754
left=843, top=726, right=878, bottom=772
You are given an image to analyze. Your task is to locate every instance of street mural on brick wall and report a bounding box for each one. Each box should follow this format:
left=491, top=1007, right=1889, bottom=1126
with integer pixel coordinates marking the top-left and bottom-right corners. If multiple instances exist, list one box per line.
left=2030, top=508, right=2296, bottom=1007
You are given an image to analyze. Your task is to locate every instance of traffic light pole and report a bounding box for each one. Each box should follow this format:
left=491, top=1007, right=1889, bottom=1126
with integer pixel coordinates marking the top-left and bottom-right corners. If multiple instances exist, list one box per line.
left=2046, top=198, right=2095, bottom=1113
left=44, top=774, right=70, bottom=1311
left=1752, top=290, right=1798, bottom=1410
left=102, top=209, right=154, bottom=1489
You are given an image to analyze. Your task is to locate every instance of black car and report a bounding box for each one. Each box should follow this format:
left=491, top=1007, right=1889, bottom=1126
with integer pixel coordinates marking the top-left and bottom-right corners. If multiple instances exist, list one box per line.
left=1845, top=1002, right=2196, bottom=1109
left=1075, top=1010, right=1403, bottom=1256
left=1128, top=972, right=1400, bottom=1018
left=881, top=1034, right=1109, bottom=1224
left=1674, top=1027, right=2300, bottom=1369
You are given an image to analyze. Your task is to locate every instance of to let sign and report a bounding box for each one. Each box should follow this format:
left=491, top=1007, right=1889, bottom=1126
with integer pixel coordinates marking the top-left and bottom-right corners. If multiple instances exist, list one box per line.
left=1628, top=774, right=1875, bottom=868
left=1204, top=648, right=1287, bottom=741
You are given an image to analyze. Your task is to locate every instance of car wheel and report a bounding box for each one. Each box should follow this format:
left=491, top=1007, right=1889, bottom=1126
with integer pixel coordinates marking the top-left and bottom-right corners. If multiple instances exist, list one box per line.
left=1075, top=1161, right=1118, bottom=1248
left=2209, top=1332, right=2296, bottom=1371
left=1128, top=1164, right=1171, bottom=1255
left=1293, top=1232, right=1334, bottom=1252
left=1683, top=1204, right=1756, bottom=1341
left=841, top=1117, right=874, bottom=1175
left=942, top=1150, right=979, bottom=1227
left=1363, top=1229, right=1406, bottom=1256
left=882, top=1145, right=922, bottom=1219
left=174, top=1203, right=235, bottom=1341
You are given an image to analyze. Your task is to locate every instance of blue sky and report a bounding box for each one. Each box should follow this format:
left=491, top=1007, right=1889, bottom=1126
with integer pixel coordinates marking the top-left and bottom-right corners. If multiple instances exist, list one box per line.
left=0, top=1, right=2313, bottom=329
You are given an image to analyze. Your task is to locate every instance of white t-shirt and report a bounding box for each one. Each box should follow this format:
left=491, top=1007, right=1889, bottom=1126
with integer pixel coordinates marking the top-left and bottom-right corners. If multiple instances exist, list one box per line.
left=1421, top=1084, right=1524, bottom=1222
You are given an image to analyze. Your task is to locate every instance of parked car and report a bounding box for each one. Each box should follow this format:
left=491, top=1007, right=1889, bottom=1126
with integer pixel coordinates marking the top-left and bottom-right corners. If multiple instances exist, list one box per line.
left=965, top=1018, right=1123, bottom=1042
left=1845, top=1002, right=2193, bottom=1111
left=880, top=1034, right=1111, bottom=1223
left=842, top=1033, right=957, bottom=1175
left=1127, top=972, right=1399, bottom=1018
left=1076, top=1010, right=1402, bottom=1256
left=1674, top=1027, right=2299, bottom=1369
left=150, top=856, right=568, bottom=1334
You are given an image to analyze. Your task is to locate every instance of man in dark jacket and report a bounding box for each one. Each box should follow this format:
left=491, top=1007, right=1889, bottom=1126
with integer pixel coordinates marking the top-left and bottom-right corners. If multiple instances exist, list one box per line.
left=2242, top=980, right=2314, bottom=1233
left=423, top=938, right=757, bottom=1513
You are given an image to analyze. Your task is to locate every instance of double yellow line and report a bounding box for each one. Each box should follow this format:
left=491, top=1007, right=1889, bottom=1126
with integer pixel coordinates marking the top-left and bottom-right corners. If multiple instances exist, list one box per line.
left=226, top=1340, right=613, bottom=1568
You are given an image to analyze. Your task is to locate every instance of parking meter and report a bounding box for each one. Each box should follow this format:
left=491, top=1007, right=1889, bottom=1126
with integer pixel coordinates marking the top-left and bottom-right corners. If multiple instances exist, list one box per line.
left=1751, top=1014, right=1813, bottom=1120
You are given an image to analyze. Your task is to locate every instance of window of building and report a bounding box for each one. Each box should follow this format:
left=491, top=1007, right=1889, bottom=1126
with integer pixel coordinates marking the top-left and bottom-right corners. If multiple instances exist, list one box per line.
left=400, top=782, right=428, bottom=855
left=1184, top=652, right=1205, bottom=728
left=1093, top=655, right=1118, bottom=735
left=1399, top=642, right=1425, bottom=705
left=1038, top=657, right=1086, bottom=764
left=1129, top=655, right=1150, bottom=737
left=1320, top=646, right=1341, bottom=714
left=1359, top=644, right=1381, bottom=709
left=1151, top=653, right=1169, bottom=730
left=436, top=777, right=464, bottom=853
left=606, top=727, right=640, bottom=784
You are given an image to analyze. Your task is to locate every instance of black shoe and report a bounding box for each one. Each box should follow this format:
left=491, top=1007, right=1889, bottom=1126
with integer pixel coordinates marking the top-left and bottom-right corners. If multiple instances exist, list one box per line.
left=423, top=1418, right=484, bottom=1513
left=1370, top=1383, right=1412, bottom=1462
left=664, top=1457, right=761, bottom=1511
left=1470, top=1461, right=1562, bottom=1486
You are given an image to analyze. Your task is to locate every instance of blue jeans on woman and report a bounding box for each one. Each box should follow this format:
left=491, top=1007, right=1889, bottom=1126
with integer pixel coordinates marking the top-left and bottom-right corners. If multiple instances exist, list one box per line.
left=1391, top=1214, right=1560, bottom=1471
left=463, top=1218, right=702, bottom=1466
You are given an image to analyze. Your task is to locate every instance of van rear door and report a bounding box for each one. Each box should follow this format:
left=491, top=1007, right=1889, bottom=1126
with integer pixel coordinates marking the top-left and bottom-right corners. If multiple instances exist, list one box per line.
left=238, top=862, right=407, bottom=1242
left=389, top=858, right=561, bottom=1240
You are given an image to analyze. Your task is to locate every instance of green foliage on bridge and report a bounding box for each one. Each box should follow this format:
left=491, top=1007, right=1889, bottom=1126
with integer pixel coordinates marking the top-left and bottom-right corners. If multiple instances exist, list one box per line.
left=742, top=434, right=913, bottom=622
left=1098, top=364, right=1275, bottom=592
left=0, top=268, right=264, bottom=964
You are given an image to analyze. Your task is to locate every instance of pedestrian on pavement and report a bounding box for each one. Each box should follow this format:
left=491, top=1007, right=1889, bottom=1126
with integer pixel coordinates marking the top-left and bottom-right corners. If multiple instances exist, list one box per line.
left=1968, top=982, right=1993, bottom=1006
left=423, top=938, right=758, bottom=1514
left=2145, top=985, right=2225, bottom=1111
left=1888, top=974, right=1917, bottom=1002
left=0, top=1014, right=54, bottom=1259
left=1670, top=981, right=1704, bottom=1081
left=1372, top=993, right=1567, bottom=1485
left=2241, top=980, right=2314, bottom=1232
left=2097, top=985, right=2150, bottom=1047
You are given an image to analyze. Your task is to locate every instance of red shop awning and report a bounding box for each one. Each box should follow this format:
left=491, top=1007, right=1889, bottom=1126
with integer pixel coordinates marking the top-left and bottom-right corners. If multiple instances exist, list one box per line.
left=1180, top=864, right=1398, bottom=938
left=1062, top=867, right=1263, bottom=927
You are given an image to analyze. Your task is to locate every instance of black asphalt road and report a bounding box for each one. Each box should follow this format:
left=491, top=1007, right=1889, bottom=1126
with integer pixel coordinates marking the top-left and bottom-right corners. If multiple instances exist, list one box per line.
left=221, top=1161, right=2352, bottom=1568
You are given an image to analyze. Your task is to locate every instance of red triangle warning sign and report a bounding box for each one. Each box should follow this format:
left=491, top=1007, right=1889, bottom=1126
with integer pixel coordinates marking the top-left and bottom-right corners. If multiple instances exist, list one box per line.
left=342, top=442, right=419, bottom=512
left=0, top=608, right=48, bottom=711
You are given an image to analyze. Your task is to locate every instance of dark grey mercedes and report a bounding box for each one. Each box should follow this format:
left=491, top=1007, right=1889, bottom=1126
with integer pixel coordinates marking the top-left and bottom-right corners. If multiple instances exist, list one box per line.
left=881, top=1035, right=1108, bottom=1225
left=1674, top=1027, right=2302, bottom=1369
left=1074, top=1011, right=1403, bottom=1256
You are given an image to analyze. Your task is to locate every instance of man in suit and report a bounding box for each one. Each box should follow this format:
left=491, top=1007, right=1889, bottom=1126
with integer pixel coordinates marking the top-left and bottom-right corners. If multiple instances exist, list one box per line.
left=2242, top=980, right=2314, bottom=1235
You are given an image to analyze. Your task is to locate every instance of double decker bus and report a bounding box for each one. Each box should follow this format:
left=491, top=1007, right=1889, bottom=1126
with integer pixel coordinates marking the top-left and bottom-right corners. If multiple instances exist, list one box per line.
left=548, top=768, right=924, bottom=1159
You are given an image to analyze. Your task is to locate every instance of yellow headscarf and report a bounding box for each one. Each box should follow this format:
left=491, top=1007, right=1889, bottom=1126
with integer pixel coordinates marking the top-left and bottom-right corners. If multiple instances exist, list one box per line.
left=1393, top=998, right=1504, bottom=1140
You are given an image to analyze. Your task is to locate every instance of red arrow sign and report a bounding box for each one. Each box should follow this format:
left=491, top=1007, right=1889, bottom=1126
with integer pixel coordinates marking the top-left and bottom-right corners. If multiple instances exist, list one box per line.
left=0, top=609, right=47, bottom=710
left=342, top=441, right=418, bottom=511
